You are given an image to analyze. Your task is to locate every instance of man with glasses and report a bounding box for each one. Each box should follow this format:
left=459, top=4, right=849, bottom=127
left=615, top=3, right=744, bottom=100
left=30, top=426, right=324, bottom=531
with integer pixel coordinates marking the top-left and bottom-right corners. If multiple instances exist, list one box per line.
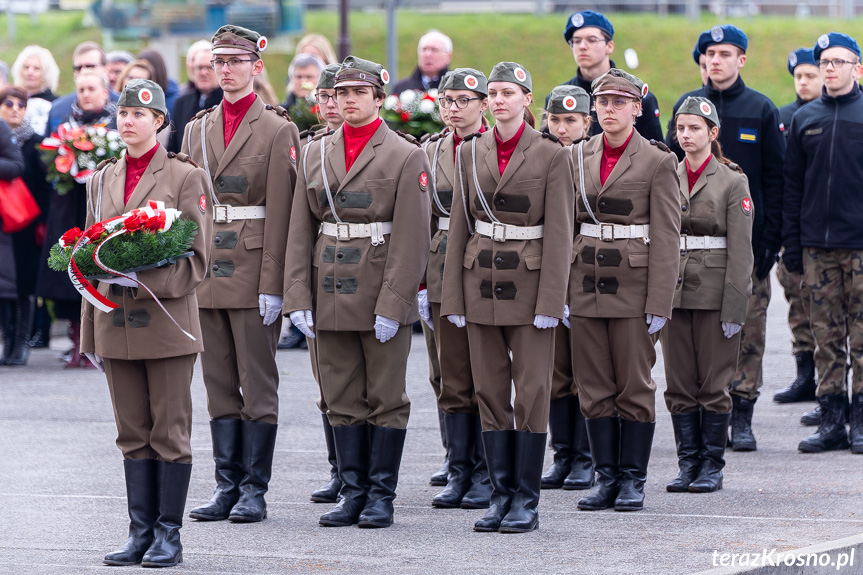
left=47, top=42, right=120, bottom=134
left=549, top=10, right=663, bottom=142
left=392, top=30, right=453, bottom=94
left=667, top=25, right=786, bottom=452
left=783, top=32, right=863, bottom=455
left=168, top=45, right=222, bottom=153
left=182, top=25, right=300, bottom=525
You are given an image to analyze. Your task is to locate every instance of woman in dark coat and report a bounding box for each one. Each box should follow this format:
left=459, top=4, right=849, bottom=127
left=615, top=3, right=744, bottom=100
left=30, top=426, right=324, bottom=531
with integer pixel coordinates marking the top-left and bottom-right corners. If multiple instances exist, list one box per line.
left=36, top=69, right=117, bottom=368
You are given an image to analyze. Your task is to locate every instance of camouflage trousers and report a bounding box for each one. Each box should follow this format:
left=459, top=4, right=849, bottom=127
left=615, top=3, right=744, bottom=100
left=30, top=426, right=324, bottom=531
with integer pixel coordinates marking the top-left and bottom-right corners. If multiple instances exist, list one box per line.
left=776, top=257, right=815, bottom=354
left=730, top=270, right=771, bottom=400
left=804, top=248, right=863, bottom=396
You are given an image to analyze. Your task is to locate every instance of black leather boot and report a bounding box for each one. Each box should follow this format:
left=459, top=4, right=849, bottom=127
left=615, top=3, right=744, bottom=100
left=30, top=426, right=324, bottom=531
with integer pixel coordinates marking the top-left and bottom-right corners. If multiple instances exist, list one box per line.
left=773, top=351, right=817, bottom=403
left=614, top=419, right=655, bottom=511
left=28, top=302, right=50, bottom=348
left=689, top=412, right=731, bottom=493
left=430, top=407, right=449, bottom=486
left=666, top=411, right=701, bottom=492
left=229, top=421, right=278, bottom=522
left=541, top=398, right=574, bottom=489
left=577, top=417, right=620, bottom=511
left=474, top=430, right=516, bottom=532
left=799, top=393, right=851, bottom=453
left=851, top=394, right=863, bottom=454
left=320, top=424, right=369, bottom=527
left=140, top=461, right=191, bottom=568
left=1, top=299, right=15, bottom=364
left=358, top=425, right=407, bottom=528
left=5, top=297, right=34, bottom=366
left=104, top=459, right=157, bottom=566
left=801, top=406, right=821, bottom=426
left=433, top=413, right=474, bottom=508
left=461, top=415, right=492, bottom=509
left=311, top=414, right=343, bottom=503
left=729, top=395, right=757, bottom=452
left=189, top=419, right=243, bottom=521
left=499, top=431, right=546, bottom=533
left=563, top=396, right=595, bottom=490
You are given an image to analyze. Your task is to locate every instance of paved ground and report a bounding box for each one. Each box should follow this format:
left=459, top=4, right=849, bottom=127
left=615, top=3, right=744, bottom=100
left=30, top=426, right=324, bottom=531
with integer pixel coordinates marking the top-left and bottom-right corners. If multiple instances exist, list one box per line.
left=1, top=274, right=862, bottom=575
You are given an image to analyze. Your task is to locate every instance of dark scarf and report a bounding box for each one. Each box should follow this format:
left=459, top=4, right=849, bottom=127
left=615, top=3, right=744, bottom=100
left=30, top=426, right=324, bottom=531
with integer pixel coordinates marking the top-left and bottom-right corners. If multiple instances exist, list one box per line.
left=69, top=99, right=117, bottom=128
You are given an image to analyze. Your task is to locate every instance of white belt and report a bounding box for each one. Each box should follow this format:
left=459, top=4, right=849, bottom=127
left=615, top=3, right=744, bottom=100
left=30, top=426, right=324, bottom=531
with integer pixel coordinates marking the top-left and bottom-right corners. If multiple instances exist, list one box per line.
left=580, top=223, right=649, bottom=242
left=680, top=235, right=727, bottom=250
left=320, top=221, right=393, bottom=246
left=437, top=217, right=450, bottom=231
left=474, top=220, right=544, bottom=242
left=214, top=205, right=266, bottom=223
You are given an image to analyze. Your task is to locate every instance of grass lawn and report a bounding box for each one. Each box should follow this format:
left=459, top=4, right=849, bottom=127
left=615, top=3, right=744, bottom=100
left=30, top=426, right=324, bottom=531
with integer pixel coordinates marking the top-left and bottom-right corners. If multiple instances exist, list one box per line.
left=2, top=9, right=863, bottom=129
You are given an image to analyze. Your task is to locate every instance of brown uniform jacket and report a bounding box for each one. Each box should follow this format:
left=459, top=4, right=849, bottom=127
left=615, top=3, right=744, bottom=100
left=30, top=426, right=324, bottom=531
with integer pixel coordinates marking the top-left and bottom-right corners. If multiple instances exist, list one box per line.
left=674, top=156, right=753, bottom=324
left=569, top=132, right=681, bottom=319
left=80, top=146, right=214, bottom=359
left=283, top=121, right=431, bottom=331
left=424, top=132, right=455, bottom=304
left=440, top=127, right=575, bottom=325
left=181, top=96, right=299, bottom=309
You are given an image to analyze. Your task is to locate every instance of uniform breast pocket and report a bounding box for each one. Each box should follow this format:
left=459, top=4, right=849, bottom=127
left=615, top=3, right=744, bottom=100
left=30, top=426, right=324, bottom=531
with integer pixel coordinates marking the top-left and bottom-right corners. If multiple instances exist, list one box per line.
left=365, top=178, right=395, bottom=190
left=703, top=253, right=727, bottom=268
left=463, top=251, right=477, bottom=269
left=238, top=154, right=266, bottom=165
left=517, top=178, right=543, bottom=190
left=628, top=252, right=649, bottom=268
left=620, top=181, right=648, bottom=191
left=244, top=234, right=264, bottom=250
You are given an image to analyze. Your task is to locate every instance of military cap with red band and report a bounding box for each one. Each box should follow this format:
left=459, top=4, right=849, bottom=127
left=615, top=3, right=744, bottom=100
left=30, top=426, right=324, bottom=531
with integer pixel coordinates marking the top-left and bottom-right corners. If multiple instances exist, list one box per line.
left=212, top=25, right=267, bottom=56
left=334, top=55, right=390, bottom=89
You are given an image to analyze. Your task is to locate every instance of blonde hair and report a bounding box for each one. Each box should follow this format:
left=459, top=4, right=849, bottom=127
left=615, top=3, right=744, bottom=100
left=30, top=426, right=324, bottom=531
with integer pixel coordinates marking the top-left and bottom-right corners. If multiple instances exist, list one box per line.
left=76, top=68, right=110, bottom=90
left=254, top=66, right=280, bottom=106
left=11, top=45, right=60, bottom=93
left=296, top=34, right=337, bottom=65
left=114, top=60, right=155, bottom=93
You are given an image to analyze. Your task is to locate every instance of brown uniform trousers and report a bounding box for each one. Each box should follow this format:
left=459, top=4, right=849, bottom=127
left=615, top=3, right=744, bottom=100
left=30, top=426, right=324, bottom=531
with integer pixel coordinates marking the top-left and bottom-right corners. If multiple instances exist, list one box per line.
left=552, top=325, right=574, bottom=400
left=182, top=97, right=299, bottom=424
left=80, top=146, right=214, bottom=461
left=660, top=157, right=753, bottom=414
left=569, top=134, right=681, bottom=422
left=776, top=260, right=815, bottom=354
left=284, top=122, right=431, bottom=429
left=441, top=128, right=574, bottom=431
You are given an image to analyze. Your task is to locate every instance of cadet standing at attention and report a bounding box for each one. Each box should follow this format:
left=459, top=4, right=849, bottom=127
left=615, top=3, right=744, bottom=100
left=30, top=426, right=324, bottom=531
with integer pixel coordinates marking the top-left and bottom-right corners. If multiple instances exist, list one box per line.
left=285, top=56, right=431, bottom=529
left=442, top=62, right=574, bottom=533
left=661, top=97, right=753, bottom=494
left=569, top=69, right=680, bottom=513
left=182, top=25, right=300, bottom=524
left=540, top=85, right=595, bottom=492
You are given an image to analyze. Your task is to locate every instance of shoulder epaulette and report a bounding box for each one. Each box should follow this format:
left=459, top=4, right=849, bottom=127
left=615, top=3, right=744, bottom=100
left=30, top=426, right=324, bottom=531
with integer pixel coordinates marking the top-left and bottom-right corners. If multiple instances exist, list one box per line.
left=95, top=157, right=118, bottom=171
left=541, top=132, right=560, bottom=144
left=649, top=139, right=670, bottom=153
left=572, top=135, right=591, bottom=145
left=194, top=106, right=216, bottom=120
left=311, top=128, right=334, bottom=143
left=394, top=130, right=421, bottom=147
left=298, top=128, right=311, bottom=140
left=464, top=131, right=482, bottom=142
left=265, top=104, right=292, bottom=122
left=727, top=161, right=744, bottom=174
left=419, top=133, right=432, bottom=144
left=167, top=151, right=199, bottom=168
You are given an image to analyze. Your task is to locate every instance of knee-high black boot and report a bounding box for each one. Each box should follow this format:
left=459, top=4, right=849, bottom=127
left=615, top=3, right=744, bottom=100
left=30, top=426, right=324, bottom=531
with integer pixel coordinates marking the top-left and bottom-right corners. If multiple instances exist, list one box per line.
left=430, top=407, right=449, bottom=486
left=5, top=297, right=34, bottom=366
left=689, top=412, right=731, bottom=492
left=358, top=425, right=407, bottom=528
left=461, top=414, right=492, bottom=509
left=320, top=424, right=369, bottom=527
left=577, top=417, right=620, bottom=511
left=541, top=398, right=574, bottom=489
left=564, top=396, right=595, bottom=490
left=432, top=413, right=475, bottom=508
left=614, top=419, right=655, bottom=512
left=666, top=411, right=701, bottom=492
left=104, top=459, right=157, bottom=566
left=311, top=414, right=343, bottom=503
left=499, top=431, right=546, bottom=533
left=189, top=419, right=243, bottom=521
left=140, top=461, right=191, bottom=568
left=474, top=430, right=516, bottom=532
left=229, top=421, right=278, bottom=523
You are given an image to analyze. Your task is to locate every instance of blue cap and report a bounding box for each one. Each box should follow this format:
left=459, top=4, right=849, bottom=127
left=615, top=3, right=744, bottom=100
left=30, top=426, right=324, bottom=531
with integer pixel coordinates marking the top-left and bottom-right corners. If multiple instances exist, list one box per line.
left=814, top=32, right=861, bottom=61
left=787, top=48, right=817, bottom=75
left=692, top=30, right=710, bottom=65
left=698, top=25, right=748, bottom=55
left=563, top=10, right=614, bottom=44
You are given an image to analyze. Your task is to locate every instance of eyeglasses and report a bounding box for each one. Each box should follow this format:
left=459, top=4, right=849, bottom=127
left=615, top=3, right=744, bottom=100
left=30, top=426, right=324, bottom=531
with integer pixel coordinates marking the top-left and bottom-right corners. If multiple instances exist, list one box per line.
left=193, top=65, right=215, bottom=73
left=211, top=58, right=256, bottom=69
left=73, top=63, right=99, bottom=73
left=817, top=58, right=859, bottom=69
left=441, top=96, right=482, bottom=109
left=2, top=100, right=26, bottom=109
left=316, top=92, right=335, bottom=104
left=568, top=36, right=608, bottom=48
left=595, top=97, right=633, bottom=110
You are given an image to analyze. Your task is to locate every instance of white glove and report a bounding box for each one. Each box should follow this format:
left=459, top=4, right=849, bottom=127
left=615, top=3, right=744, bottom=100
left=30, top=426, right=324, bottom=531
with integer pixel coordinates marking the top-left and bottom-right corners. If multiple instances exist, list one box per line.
left=258, top=294, right=283, bottom=326
left=447, top=314, right=466, bottom=328
left=646, top=313, right=667, bottom=335
left=99, top=271, right=138, bottom=288
left=722, top=321, right=742, bottom=339
left=84, top=352, right=104, bottom=373
left=417, top=289, right=433, bottom=330
left=374, top=315, right=399, bottom=343
left=534, top=314, right=559, bottom=329
left=290, top=309, right=315, bottom=339
left=563, top=304, right=571, bottom=329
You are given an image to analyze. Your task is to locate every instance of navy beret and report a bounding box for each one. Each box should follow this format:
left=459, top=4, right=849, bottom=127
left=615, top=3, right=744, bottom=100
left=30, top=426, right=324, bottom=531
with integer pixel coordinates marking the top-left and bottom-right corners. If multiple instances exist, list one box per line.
left=564, top=10, right=614, bottom=44
left=787, top=48, right=817, bottom=75
left=814, top=31, right=861, bottom=61
left=692, top=30, right=710, bottom=65
left=698, top=25, right=748, bottom=54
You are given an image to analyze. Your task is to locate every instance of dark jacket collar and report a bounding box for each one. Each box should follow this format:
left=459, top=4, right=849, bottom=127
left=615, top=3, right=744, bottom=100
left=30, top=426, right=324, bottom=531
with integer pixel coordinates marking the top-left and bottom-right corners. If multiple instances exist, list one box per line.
left=574, top=59, right=617, bottom=91
left=704, top=75, right=745, bottom=99
left=819, top=84, right=863, bottom=105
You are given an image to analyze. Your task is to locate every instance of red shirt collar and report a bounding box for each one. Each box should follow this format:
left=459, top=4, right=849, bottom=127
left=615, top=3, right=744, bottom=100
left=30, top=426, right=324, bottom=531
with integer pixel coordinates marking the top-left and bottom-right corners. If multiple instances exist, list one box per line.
left=124, top=143, right=159, bottom=204
left=223, top=91, right=257, bottom=117
left=495, top=122, right=525, bottom=152
left=453, top=125, right=485, bottom=156
left=343, top=117, right=382, bottom=139
left=602, top=129, right=634, bottom=159
left=343, top=117, right=382, bottom=172
left=685, top=154, right=712, bottom=194
left=126, top=143, right=159, bottom=170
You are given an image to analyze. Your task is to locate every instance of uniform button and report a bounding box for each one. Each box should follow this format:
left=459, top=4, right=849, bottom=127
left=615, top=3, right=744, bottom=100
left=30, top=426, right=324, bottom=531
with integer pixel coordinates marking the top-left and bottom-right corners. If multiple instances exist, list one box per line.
left=599, top=201, right=607, bottom=208
left=336, top=281, right=343, bottom=289
left=677, top=277, right=683, bottom=284
left=128, top=314, right=135, bottom=322
left=218, top=180, right=224, bottom=187
left=212, top=264, right=219, bottom=271
left=494, top=287, right=503, bottom=295
left=495, top=256, right=503, bottom=265
left=336, top=252, right=344, bottom=260
left=598, top=282, right=605, bottom=288
left=683, top=229, right=690, bottom=234
left=597, top=254, right=605, bottom=262
left=214, top=236, right=221, bottom=244
left=681, top=205, right=688, bottom=212
left=680, top=251, right=687, bottom=256
left=339, top=194, right=346, bottom=202
left=497, top=198, right=506, bottom=205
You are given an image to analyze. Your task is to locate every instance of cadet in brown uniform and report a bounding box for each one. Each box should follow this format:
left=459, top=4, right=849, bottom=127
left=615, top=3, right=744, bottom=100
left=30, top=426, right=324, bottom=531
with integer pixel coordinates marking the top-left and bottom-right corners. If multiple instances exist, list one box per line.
left=181, top=25, right=300, bottom=524
left=569, top=69, right=680, bottom=513
left=284, top=56, right=431, bottom=529
left=419, top=68, right=493, bottom=510
left=661, top=97, right=753, bottom=493
left=442, top=62, right=574, bottom=533
left=540, top=85, right=596, bottom=492
left=81, top=80, right=213, bottom=567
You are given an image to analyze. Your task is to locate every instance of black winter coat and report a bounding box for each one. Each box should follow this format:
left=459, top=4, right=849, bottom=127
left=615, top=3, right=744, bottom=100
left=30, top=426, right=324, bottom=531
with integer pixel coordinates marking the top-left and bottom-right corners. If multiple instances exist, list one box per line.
left=11, top=132, right=52, bottom=298
left=168, top=87, right=223, bottom=153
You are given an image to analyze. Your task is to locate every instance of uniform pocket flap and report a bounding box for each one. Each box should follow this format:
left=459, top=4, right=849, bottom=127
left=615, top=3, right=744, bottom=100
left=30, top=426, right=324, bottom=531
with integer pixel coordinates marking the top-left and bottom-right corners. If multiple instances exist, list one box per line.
left=238, top=154, right=266, bottom=165
left=365, top=178, right=395, bottom=188
left=571, top=247, right=579, bottom=264
left=243, top=234, right=264, bottom=250
left=430, top=236, right=441, bottom=253
left=524, top=255, right=542, bottom=270
left=703, top=253, right=728, bottom=268
left=628, top=252, right=649, bottom=267
left=517, top=178, right=543, bottom=189
left=463, top=251, right=477, bottom=269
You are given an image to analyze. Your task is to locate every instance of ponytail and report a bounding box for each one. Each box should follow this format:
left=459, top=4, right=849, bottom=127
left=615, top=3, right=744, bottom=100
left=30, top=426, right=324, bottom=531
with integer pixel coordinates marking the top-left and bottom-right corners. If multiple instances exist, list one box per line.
left=523, top=107, right=536, bottom=129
